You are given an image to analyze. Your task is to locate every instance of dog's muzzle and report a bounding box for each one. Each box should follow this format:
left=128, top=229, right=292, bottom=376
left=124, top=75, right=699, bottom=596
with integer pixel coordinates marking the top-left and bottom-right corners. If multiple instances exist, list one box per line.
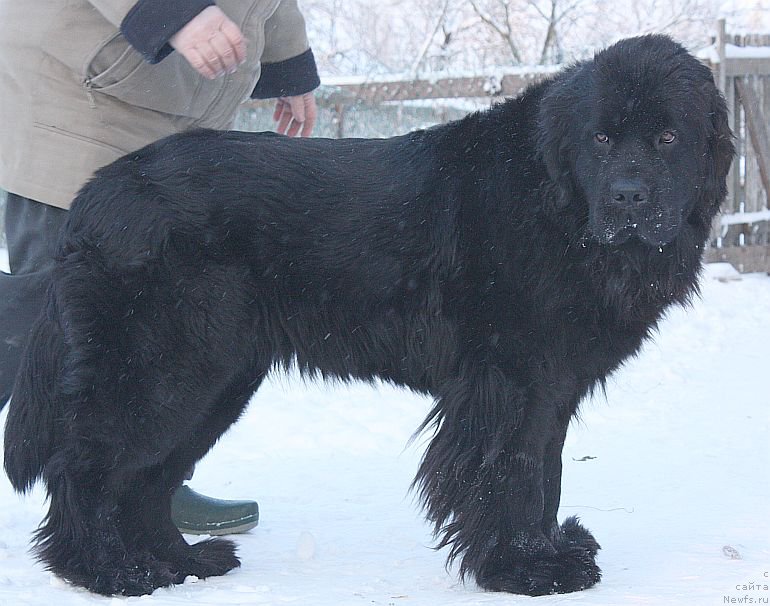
left=590, top=178, right=681, bottom=247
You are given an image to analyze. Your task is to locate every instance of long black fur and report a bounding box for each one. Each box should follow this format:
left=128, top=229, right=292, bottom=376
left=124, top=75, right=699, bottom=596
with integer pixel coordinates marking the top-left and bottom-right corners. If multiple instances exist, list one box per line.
left=3, top=35, right=733, bottom=596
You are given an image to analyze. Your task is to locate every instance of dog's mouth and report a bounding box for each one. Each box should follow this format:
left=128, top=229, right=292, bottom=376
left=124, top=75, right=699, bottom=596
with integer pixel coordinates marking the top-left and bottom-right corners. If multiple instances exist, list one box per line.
left=588, top=199, right=683, bottom=247
left=603, top=223, right=636, bottom=245
left=591, top=223, right=678, bottom=247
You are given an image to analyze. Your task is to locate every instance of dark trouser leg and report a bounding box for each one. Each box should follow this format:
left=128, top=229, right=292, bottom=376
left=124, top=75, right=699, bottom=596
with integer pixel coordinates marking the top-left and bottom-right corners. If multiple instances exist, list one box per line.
left=0, top=193, right=67, bottom=405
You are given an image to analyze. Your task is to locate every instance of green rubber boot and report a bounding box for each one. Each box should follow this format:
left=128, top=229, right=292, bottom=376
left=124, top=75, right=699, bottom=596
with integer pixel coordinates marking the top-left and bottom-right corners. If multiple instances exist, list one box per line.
left=171, top=485, right=259, bottom=536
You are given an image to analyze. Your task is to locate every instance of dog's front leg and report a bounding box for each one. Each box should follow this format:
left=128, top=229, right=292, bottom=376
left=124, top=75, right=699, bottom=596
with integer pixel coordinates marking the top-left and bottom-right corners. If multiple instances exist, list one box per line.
left=415, top=369, right=600, bottom=595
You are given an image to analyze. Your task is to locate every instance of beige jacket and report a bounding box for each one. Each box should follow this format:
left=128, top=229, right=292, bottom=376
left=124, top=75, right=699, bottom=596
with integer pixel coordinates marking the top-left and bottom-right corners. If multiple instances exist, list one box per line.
left=0, top=0, right=316, bottom=208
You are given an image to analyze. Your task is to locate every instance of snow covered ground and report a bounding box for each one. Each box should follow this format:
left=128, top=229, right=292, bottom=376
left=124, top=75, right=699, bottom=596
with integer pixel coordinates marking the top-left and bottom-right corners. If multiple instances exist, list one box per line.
left=0, top=263, right=768, bottom=605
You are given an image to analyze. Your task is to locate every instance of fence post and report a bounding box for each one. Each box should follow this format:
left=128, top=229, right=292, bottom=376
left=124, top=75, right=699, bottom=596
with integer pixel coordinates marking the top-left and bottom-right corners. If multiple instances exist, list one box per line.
left=333, top=103, right=346, bottom=139
left=735, top=78, right=770, bottom=208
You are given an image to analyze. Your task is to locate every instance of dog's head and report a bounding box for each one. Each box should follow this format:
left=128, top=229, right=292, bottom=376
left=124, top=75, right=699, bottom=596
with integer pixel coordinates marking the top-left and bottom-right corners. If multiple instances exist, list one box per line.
left=537, top=35, right=734, bottom=247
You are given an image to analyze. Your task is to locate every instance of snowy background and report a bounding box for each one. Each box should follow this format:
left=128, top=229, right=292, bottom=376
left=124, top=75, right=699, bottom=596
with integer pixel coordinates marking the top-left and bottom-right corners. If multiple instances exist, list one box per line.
left=0, top=263, right=768, bottom=604
left=300, top=0, right=770, bottom=78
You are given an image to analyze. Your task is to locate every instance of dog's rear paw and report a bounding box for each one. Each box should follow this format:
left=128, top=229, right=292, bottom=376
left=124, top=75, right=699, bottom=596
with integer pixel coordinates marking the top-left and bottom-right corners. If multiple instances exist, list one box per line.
left=475, top=518, right=601, bottom=596
left=69, top=554, right=178, bottom=596
left=171, top=538, right=241, bottom=580
left=55, top=538, right=239, bottom=594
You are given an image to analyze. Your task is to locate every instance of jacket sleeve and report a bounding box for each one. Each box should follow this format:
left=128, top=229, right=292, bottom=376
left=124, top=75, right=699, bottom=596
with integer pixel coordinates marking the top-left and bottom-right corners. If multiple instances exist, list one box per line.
left=88, top=0, right=214, bottom=64
left=251, top=0, right=320, bottom=99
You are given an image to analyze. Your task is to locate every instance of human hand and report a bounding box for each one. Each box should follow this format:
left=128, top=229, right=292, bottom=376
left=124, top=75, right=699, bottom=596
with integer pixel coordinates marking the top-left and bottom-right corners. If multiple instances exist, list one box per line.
left=169, top=6, right=247, bottom=79
left=273, top=93, right=317, bottom=138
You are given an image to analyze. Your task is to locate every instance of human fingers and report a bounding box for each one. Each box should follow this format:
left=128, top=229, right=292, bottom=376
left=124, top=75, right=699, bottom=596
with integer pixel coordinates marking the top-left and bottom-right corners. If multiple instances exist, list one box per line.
left=299, top=95, right=318, bottom=137
left=283, top=101, right=304, bottom=137
left=179, top=46, right=222, bottom=80
left=276, top=103, right=293, bottom=135
left=273, top=98, right=287, bottom=123
left=208, top=32, right=240, bottom=74
left=285, top=116, right=303, bottom=138
left=285, top=94, right=317, bottom=137
left=170, top=6, right=245, bottom=78
left=286, top=96, right=306, bottom=124
left=219, top=18, right=247, bottom=66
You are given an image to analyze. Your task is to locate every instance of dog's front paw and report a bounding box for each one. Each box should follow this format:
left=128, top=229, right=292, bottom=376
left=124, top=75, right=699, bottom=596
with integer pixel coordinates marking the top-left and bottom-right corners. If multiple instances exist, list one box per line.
left=171, top=537, right=241, bottom=580
left=474, top=518, right=601, bottom=596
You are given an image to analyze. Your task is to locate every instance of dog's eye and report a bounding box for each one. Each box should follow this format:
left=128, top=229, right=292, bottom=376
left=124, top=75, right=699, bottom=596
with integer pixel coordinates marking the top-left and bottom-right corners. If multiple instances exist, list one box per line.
left=659, top=130, right=676, bottom=144
left=595, top=132, right=610, bottom=144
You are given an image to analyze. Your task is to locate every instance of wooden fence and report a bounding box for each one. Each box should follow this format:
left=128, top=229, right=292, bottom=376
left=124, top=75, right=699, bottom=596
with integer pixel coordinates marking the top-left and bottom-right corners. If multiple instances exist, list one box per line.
left=246, top=22, right=770, bottom=272
left=706, top=22, right=770, bottom=272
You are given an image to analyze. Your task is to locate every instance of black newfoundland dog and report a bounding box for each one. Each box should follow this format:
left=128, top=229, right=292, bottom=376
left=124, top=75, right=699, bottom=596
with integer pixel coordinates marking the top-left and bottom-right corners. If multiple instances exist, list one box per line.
left=3, top=35, right=732, bottom=596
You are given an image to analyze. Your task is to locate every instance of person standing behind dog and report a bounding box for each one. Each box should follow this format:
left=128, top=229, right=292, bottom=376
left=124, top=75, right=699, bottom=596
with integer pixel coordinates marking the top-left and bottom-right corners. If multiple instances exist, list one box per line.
left=0, top=0, right=320, bottom=534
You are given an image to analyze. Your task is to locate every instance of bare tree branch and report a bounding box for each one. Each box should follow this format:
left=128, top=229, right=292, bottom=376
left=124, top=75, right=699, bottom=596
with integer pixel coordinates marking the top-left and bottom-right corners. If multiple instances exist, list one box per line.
left=469, top=0, right=523, bottom=63
left=410, top=0, right=452, bottom=77
left=539, top=0, right=559, bottom=64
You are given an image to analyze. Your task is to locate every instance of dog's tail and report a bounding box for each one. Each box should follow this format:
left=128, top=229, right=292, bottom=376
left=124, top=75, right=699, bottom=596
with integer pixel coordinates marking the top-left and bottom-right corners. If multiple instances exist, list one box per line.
left=3, top=291, right=65, bottom=493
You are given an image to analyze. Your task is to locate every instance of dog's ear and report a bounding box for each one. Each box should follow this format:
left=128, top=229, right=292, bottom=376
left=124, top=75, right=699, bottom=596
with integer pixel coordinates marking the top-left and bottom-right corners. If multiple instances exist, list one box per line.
left=536, top=65, right=585, bottom=205
left=700, top=79, right=735, bottom=218
left=709, top=83, right=735, bottom=181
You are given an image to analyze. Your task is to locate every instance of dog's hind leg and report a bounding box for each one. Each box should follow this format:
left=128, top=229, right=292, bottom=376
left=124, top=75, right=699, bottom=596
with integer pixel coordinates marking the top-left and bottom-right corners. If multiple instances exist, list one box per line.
left=30, top=362, right=262, bottom=596
left=115, top=370, right=267, bottom=583
left=35, top=447, right=179, bottom=596
left=4, top=296, right=175, bottom=594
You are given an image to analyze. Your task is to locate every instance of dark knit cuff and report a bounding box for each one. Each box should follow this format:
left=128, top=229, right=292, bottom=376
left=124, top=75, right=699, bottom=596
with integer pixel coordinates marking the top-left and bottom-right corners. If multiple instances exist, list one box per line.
left=121, top=0, right=216, bottom=64
left=251, top=49, right=321, bottom=99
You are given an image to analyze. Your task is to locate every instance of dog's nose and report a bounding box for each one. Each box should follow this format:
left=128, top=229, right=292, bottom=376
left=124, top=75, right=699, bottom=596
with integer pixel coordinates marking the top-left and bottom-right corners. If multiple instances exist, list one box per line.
left=610, top=179, right=648, bottom=205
